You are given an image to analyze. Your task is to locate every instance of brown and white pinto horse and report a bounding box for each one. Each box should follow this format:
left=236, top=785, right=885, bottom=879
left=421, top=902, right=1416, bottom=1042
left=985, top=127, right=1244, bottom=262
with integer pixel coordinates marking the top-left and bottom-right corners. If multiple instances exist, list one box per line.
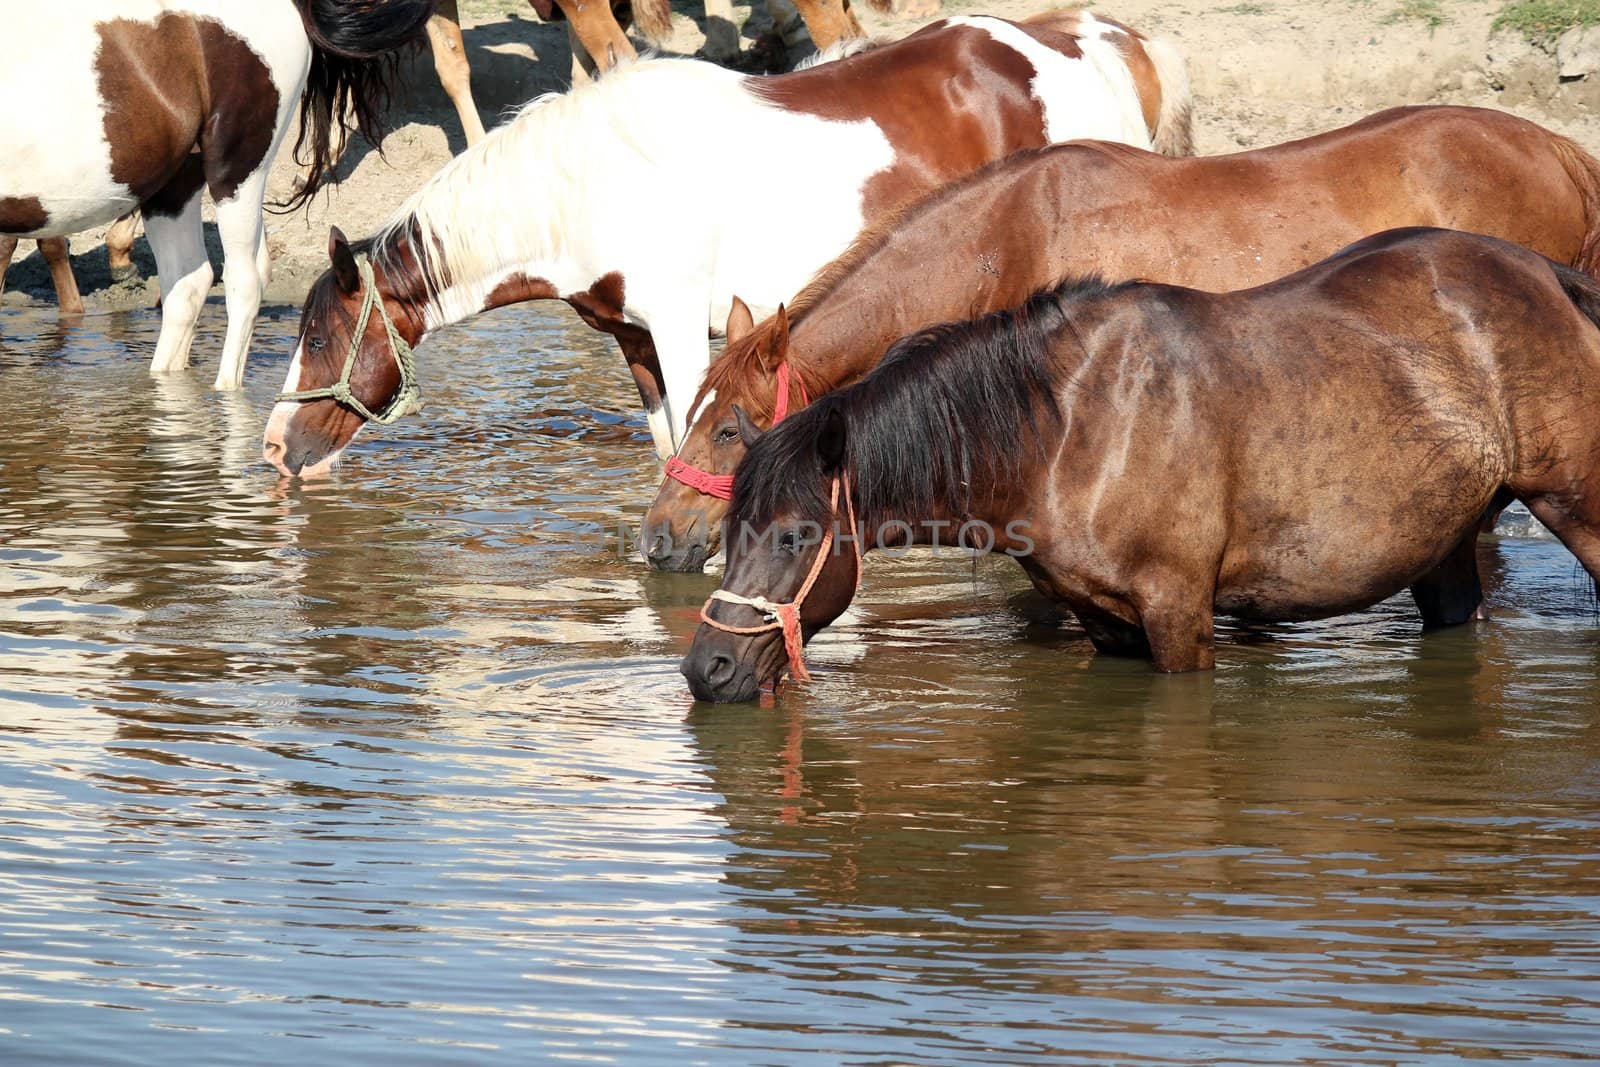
left=643, top=105, right=1600, bottom=571
left=0, top=0, right=432, bottom=390
left=263, top=10, right=1192, bottom=477
left=682, top=229, right=1600, bottom=700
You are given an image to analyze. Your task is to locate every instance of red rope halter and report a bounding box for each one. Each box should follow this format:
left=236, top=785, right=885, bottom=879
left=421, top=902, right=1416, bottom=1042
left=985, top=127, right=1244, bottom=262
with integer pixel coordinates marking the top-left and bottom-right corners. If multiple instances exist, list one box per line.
left=666, top=361, right=808, bottom=499
left=698, top=474, right=860, bottom=684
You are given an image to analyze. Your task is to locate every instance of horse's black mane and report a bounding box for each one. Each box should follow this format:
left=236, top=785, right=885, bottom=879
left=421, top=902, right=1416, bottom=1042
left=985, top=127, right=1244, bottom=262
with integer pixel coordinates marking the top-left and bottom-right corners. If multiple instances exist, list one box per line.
left=277, top=0, right=436, bottom=211
left=730, top=276, right=1139, bottom=531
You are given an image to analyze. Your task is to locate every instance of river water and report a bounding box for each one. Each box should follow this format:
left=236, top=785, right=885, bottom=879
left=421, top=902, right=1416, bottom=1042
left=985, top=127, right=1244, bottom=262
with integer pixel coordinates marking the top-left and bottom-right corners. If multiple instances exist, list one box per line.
left=1, top=302, right=1597, bottom=1064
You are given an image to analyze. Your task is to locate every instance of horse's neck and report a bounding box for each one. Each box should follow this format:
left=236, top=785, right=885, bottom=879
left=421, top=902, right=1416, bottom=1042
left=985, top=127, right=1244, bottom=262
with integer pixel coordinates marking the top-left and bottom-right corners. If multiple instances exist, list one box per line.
left=787, top=289, right=907, bottom=392
left=372, top=135, right=583, bottom=335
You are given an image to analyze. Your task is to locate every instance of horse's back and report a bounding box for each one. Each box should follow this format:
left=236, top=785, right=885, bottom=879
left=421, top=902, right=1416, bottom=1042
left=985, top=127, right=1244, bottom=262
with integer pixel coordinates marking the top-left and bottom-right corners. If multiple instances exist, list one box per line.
left=1058, top=229, right=1599, bottom=618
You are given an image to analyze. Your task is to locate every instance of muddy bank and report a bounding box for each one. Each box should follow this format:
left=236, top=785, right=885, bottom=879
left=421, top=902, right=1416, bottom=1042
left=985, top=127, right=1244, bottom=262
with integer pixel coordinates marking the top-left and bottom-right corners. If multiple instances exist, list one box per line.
left=4, top=0, right=1599, bottom=310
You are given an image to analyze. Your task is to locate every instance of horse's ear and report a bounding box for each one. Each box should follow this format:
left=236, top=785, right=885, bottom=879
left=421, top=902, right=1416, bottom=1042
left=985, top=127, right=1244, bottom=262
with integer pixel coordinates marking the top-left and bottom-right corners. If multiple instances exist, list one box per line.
left=328, top=226, right=359, bottom=294
left=733, top=404, right=764, bottom=448
left=816, top=405, right=847, bottom=473
left=760, top=304, right=791, bottom=372
left=725, top=296, right=755, bottom=344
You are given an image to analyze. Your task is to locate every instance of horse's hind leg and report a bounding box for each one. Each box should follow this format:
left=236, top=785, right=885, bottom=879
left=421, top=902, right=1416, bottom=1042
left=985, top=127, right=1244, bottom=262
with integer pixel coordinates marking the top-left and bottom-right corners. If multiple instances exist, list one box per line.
left=39, top=238, right=84, bottom=315
left=1410, top=531, right=1489, bottom=628
left=106, top=211, right=139, bottom=284
left=209, top=170, right=269, bottom=391
left=143, top=168, right=213, bottom=376
left=1525, top=496, right=1600, bottom=599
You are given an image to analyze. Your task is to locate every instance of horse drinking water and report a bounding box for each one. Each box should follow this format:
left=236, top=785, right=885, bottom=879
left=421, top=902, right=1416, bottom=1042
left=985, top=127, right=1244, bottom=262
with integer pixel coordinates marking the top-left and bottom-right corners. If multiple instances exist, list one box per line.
left=682, top=229, right=1600, bottom=702
left=645, top=105, right=1600, bottom=570
left=0, top=0, right=433, bottom=390
left=261, top=10, right=1193, bottom=477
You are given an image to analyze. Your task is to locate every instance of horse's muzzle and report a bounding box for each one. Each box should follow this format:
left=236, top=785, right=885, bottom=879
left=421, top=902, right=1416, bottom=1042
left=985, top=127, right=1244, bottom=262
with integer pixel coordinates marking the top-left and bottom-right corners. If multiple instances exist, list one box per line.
left=681, top=638, right=767, bottom=703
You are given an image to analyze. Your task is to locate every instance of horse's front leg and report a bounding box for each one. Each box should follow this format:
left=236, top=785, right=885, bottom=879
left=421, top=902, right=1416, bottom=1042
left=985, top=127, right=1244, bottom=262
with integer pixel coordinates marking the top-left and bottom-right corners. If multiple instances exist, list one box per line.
left=649, top=301, right=715, bottom=454
left=615, top=330, right=673, bottom=461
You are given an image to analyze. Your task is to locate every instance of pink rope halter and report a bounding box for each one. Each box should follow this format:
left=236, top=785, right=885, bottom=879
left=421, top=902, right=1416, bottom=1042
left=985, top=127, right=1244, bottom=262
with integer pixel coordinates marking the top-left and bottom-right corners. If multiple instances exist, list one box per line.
left=698, top=473, right=860, bottom=684
left=666, top=361, right=808, bottom=500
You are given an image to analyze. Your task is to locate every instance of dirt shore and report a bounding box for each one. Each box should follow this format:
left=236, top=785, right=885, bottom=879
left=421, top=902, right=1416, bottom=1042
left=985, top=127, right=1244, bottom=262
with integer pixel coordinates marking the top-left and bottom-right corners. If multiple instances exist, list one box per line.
left=5, top=0, right=1600, bottom=309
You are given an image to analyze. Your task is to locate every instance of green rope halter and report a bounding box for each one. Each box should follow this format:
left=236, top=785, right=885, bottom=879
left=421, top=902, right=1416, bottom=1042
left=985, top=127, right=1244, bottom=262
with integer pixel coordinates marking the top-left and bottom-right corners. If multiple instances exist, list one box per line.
left=276, top=257, right=422, bottom=425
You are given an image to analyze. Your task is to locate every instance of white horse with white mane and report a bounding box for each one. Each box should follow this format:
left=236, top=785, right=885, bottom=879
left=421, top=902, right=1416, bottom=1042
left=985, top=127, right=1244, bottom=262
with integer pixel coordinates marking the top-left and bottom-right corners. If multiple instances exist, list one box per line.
left=263, top=12, right=1192, bottom=477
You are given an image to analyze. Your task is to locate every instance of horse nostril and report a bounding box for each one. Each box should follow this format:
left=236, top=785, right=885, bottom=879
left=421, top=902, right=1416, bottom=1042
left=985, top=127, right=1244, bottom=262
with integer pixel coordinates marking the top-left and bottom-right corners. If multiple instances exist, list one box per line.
left=647, top=534, right=671, bottom=563
left=706, top=653, right=736, bottom=691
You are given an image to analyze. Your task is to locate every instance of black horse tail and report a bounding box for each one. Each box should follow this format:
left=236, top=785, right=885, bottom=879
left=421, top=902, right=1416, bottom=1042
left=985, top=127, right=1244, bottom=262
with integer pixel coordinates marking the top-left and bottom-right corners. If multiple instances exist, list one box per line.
left=282, top=0, right=437, bottom=211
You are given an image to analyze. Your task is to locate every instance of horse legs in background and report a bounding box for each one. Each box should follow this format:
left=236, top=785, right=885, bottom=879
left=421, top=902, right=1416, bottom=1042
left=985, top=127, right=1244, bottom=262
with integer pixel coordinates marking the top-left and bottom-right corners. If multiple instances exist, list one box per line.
left=701, top=0, right=743, bottom=61
left=0, top=235, right=85, bottom=314
left=555, top=0, right=639, bottom=82
left=106, top=211, right=140, bottom=284
left=784, top=0, right=862, bottom=50
left=38, top=239, right=84, bottom=315
left=427, top=0, right=488, bottom=145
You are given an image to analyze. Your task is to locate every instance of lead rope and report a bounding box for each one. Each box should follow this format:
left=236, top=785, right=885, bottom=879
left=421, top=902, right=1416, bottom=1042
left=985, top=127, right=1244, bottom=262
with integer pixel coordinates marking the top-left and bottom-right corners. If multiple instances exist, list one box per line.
left=275, top=257, right=422, bottom=425
left=665, top=359, right=809, bottom=499
left=698, top=474, right=860, bottom=684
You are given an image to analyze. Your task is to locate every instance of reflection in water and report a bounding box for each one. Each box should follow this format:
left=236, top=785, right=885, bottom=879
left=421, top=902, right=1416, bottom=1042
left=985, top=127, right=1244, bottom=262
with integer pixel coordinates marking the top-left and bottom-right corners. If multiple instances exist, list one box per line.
left=0, top=303, right=1597, bottom=1063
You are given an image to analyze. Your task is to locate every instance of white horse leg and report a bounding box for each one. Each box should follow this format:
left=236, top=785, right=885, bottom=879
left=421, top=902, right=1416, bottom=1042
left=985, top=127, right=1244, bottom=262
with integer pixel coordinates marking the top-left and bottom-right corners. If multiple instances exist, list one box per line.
left=651, top=305, right=715, bottom=452
left=145, top=188, right=213, bottom=376
left=211, top=171, right=269, bottom=391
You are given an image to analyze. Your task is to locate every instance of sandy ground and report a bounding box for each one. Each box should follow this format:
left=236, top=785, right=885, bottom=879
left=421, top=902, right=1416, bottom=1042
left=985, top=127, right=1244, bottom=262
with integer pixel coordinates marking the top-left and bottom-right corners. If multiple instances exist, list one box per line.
left=5, top=0, right=1600, bottom=308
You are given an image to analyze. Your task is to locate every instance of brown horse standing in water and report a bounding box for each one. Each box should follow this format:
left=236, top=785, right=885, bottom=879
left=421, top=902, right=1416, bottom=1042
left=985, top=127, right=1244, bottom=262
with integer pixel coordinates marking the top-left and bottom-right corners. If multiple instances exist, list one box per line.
left=646, top=105, right=1600, bottom=570
left=681, top=229, right=1600, bottom=702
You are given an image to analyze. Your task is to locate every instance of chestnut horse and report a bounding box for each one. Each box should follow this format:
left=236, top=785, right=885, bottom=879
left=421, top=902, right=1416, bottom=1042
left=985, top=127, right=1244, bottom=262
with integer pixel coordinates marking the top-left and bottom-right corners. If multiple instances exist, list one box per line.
left=644, top=105, right=1600, bottom=571
left=0, top=0, right=432, bottom=391
left=263, top=11, right=1192, bottom=476
left=682, top=228, right=1600, bottom=701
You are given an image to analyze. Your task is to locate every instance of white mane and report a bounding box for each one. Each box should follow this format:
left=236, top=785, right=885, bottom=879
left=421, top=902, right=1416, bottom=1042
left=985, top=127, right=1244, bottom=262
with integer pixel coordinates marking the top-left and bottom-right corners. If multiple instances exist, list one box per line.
left=796, top=35, right=885, bottom=70
left=369, top=56, right=746, bottom=327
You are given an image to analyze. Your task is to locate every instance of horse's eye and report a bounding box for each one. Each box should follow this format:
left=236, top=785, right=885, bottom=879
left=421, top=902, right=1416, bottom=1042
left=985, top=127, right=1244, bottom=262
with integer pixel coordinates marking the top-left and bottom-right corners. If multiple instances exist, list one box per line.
left=777, top=531, right=799, bottom=553
left=714, top=425, right=738, bottom=444
left=308, top=336, right=325, bottom=352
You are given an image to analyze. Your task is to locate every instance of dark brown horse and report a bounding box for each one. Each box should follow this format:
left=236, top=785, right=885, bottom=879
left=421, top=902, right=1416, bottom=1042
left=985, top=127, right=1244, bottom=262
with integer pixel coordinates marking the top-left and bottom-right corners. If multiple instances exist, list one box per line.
left=681, top=228, right=1600, bottom=702
left=646, top=105, right=1600, bottom=571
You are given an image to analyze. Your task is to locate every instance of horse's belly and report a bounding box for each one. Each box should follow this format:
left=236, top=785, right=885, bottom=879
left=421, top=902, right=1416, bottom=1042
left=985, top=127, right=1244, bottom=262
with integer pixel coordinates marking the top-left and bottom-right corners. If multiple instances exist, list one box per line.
left=1215, top=515, right=1480, bottom=622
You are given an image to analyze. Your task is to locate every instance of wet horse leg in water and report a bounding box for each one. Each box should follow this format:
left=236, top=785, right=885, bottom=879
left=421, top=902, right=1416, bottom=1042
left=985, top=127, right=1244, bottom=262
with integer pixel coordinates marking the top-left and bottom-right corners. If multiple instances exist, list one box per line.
left=1410, top=530, right=1490, bottom=627
left=144, top=161, right=215, bottom=376
left=1525, top=496, right=1600, bottom=603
